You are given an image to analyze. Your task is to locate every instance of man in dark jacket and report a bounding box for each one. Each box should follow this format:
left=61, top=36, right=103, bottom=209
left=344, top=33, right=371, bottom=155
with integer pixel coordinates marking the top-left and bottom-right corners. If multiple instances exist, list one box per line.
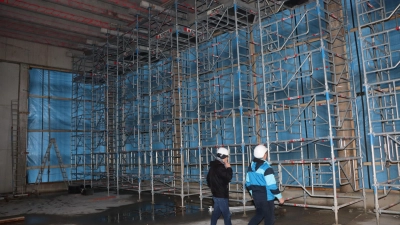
left=207, top=147, right=233, bottom=225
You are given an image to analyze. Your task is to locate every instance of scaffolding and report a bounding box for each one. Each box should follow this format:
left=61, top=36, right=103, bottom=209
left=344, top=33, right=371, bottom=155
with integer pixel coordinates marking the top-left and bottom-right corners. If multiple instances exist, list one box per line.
left=356, top=0, right=400, bottom=224
left=71, top=55, right=94, bottom=187
left=108, top=26, right=149, bottom=195
left=90, top=40, right=111, bottom=190
left=70, top=0, right=367, bottom=223
left=254, top=0, right=365, bottom=224
left=119, top=15, right=150, bottom=200
left=195, top=0, right=259, bottom=209
left=72, top=29, right=125, bottom=192
left=11, top=99, right=26, bottom=196
left=173, top=15, right=204, bottom=207
left=144, top=1, right=204, bottom=206
left=147, top=3, right=176, bottom=198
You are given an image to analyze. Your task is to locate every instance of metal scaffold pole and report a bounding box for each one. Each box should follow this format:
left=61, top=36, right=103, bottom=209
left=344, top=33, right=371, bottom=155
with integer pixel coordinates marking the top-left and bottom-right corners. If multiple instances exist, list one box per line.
left=356, top=0, right=400, bottom=224
left=148, top=6, right=154, bottom=204
left=194, top=0, right=202, bottom=210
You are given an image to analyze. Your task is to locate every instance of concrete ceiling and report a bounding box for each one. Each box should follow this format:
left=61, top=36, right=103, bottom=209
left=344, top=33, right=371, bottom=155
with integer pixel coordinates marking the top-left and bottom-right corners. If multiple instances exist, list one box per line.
left=0, top=0, right=185, bottom=51
left=0, top=0, right=310, bottom=52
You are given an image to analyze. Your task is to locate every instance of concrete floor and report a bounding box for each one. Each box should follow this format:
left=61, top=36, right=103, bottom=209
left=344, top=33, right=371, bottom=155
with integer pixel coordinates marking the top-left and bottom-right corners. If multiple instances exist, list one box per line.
left=0, top=191, right=399, bottom=225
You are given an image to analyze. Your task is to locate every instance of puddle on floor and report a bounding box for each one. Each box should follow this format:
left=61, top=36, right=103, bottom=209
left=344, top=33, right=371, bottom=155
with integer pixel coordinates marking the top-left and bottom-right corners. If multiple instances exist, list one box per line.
left=101, top=200, right=201, bottom=224
left=17, top=194, right=204, bottom=225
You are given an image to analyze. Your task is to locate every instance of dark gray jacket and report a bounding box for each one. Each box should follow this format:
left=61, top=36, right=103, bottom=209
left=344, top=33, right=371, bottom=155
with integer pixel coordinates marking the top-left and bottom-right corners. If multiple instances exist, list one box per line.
left=206, top=160, right=233, bottom=198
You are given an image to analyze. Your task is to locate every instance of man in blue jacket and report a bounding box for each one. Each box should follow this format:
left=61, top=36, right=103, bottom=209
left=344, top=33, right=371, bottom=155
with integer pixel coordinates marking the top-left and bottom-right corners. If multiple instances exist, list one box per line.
left=246, top=145, right=284, bottom=225
left=207, top=147, right=232, bottom=225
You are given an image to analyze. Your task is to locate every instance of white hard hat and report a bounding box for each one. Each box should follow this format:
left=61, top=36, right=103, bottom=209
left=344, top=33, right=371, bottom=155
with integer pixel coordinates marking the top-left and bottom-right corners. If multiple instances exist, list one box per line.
left=217, top=147, right=229, bottom=157
left=254, top=145, right=268, bottom=158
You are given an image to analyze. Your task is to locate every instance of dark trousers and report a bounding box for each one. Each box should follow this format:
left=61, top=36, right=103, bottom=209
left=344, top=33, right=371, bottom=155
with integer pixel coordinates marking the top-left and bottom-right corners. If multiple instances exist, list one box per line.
left=248, top=199, right=275, bottom=225
left=211, top=197, right=232, bottom=225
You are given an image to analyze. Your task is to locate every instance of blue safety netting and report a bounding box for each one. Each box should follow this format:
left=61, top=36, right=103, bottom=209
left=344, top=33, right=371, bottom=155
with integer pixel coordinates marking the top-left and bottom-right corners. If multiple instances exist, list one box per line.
left=27, top=69, right=72, bottom=183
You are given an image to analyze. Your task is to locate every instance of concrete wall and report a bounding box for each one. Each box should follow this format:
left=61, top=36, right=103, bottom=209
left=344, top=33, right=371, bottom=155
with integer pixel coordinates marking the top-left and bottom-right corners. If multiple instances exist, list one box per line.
left=0, top=37, right=81, bottom=193
left=0, top=62, right=20, bottom=193
left=0, top=37, right=80, bottom=71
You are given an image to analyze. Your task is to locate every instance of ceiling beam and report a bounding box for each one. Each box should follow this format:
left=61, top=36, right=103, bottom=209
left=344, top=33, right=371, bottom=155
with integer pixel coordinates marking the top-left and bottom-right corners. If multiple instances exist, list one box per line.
left=102, top=0, right=149, bottom=16
left=0, top=28, right=85, bottom=50
left=0, top=18, right=88, bottom=44
left=43, top=0, right=136, bottom=23
left=0, top=5, right=106, bottom=39
left=0, top=0, right=126, bottom=29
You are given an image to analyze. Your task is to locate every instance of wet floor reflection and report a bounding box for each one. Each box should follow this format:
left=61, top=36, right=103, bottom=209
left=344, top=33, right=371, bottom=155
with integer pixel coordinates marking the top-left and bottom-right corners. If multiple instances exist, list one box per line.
left=11, top=195, right=391, bottom=225
left=101, top=200, right=200, bottom=224
left=16, top=194, right=204, bottom=225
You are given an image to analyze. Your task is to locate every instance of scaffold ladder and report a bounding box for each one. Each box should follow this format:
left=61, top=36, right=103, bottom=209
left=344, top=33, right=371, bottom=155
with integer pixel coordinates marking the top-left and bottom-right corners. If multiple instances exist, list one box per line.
left=34, top=138, right=70, bottom=192
left=11, top=100, right=26, bottom=195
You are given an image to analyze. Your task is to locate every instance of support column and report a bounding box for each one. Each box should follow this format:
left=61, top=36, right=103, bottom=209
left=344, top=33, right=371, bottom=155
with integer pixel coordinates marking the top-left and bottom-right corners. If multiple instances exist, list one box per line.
left=326, top=1, right=357, bottom=193
left=18, top=64, right=29, bottom=195
left=172, top=49, right=183, bottom=201
left=250, top=33, right=260, bottom=144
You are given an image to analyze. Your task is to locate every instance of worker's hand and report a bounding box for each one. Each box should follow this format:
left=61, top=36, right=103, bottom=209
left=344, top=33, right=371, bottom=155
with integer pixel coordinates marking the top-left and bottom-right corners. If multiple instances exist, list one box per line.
left=223, top=158, right=231, bottom=168
left=278, top=198, right=284, bottom=204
